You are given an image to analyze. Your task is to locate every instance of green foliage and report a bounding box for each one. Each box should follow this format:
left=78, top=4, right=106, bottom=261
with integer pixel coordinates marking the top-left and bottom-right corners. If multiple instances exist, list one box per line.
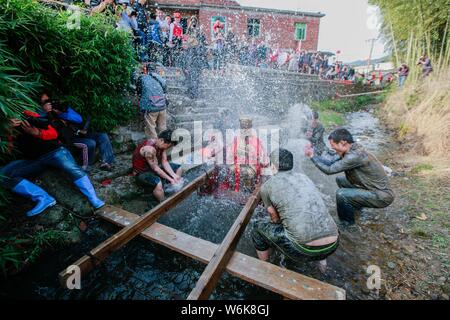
left=411, top=163, right=434, bottom=174
left=0, top=40, right=42, bottom=161
left=0, top=0, right=138, bottom=133
left=0, top=230, right=67, bottom=276
left=0, top=0, right=138, bottom=208
left=0, top=237, right=28, bottom=276
left=318, top=111, right=345, bottom=128
left=369, top=0, right=450, bottom=75
left=312, top=94, right=384, bottom=114
left=27, top=230, right=66, bottom=264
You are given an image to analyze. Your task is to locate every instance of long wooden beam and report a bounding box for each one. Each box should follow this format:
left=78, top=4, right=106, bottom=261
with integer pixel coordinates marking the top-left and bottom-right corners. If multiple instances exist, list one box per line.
left=97, top=206, right=346, bottom=300
left=187, top=187, right=261, bottom=300
left=58, top=167, right=214, bottom=286
left=336, top=90, right=385, bottom=98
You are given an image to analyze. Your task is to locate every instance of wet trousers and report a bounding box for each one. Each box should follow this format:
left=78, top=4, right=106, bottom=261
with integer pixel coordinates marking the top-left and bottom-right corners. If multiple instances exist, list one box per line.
left=335, top=176, right=394, bottom=224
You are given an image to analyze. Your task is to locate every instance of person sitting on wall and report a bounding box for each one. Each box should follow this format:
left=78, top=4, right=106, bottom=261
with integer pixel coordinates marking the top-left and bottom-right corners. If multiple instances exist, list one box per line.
left=304, top=128, right=395, bottom=226
left=132, top=129, right=182, bottom=202
left=0, top=113, right=105, bottom=217
left=40, top=93, right=115, bottom=171
left=252, top=149, right=339, bottom=273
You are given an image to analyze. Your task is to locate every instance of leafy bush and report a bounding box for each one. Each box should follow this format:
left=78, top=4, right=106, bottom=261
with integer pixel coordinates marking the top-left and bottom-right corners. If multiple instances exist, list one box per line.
left=0, top=230, right=67, bottom=276
left=0, top=0, right=138, bottom=215
left=0, top=40, right=42, bottom=215
left=0, top=0, right=138, bottom=133
left=0, top=41, right=42, bottom=161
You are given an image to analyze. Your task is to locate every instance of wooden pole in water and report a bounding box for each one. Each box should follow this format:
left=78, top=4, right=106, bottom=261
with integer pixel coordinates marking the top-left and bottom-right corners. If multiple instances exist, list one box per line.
left=336, top=90, right=385, bottom=99
left=58, top=167, right=215, bottom=287
left=187, top=186, right=261, bottom=300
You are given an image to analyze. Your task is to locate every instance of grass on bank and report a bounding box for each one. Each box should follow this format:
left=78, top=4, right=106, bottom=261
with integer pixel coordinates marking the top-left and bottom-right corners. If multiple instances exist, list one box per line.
left=398, top=172, right=450, bottom=256
left=379, top=70, right=450, bottom=168
left=0, top=230, right=68, bottom=276
left=311, top=93, right=387, bottom=128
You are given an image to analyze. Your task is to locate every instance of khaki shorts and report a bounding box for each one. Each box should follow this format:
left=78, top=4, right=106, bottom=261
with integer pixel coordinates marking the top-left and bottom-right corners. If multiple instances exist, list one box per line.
left=144, top=110, right=167, bottom=140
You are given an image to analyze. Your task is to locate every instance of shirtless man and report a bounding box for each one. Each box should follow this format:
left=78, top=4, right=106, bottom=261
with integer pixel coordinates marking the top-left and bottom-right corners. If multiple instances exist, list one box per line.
left=132, top=130, right=182, bottom=202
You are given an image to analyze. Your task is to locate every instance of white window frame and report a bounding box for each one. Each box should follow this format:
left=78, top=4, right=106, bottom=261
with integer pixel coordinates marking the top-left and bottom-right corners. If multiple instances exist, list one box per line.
left=247, top=18, right=261, bottom=38
left=295, top=22, right=307, bottom=41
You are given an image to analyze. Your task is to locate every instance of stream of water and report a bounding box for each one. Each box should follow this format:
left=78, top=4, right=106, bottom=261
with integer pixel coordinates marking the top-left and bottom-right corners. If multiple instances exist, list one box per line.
left=0, top=103, right=395, bottom=300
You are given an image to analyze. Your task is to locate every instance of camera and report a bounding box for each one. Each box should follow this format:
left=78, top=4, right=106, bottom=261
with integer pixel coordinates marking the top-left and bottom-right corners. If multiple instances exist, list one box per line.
left=25, top=116, right=50, bottom=129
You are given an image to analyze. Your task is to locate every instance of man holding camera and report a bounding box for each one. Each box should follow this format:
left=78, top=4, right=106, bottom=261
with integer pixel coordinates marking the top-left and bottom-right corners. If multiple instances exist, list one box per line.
left=0, top=111, right=105, bottom=217
left=40, top=93, right=115, bottom=171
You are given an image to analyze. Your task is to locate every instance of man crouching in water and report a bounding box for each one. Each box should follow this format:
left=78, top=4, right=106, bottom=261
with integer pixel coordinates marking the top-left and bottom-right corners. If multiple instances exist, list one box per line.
left=132, top=130, right=182, bottom=202
left=252, top=149, right=339, bottom=273
left=305, top=128, right=394, bottom=226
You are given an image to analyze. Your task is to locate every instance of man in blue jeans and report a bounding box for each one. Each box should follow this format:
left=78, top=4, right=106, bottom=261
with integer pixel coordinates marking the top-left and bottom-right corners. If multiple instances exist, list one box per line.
left=305, top=128, right=394, bottom=226
left=0, top=117, right=105, bottom=217
left=40, top=93, right=115, bottom=171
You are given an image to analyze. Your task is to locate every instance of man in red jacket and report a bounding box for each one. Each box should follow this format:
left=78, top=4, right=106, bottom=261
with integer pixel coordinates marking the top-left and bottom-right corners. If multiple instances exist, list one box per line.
left=0, top=112, right=105, bottom=217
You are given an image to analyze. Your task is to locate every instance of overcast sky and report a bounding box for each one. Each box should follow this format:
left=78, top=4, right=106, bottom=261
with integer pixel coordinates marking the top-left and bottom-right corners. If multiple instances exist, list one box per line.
left=237, top=0, right=387, bottom=63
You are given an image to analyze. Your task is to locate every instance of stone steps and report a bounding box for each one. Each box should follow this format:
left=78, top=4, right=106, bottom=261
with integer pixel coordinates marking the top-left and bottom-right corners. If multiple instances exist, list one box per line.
left=174, top=112, right=218, bottom=124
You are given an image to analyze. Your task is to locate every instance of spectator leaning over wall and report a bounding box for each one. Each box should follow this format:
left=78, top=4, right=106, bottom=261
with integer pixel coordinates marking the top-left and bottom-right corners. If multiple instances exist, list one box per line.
left=169, top=12, right=184, bottom=67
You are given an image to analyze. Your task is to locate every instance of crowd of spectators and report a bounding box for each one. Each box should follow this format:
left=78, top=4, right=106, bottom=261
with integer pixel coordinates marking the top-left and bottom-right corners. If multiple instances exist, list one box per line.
left=69, top=0, right=429, bottom=90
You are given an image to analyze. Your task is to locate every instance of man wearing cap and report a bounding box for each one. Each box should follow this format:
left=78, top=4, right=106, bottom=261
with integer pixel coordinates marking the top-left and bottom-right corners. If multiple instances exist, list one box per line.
left=132, top=129, right=182, bottom=202
left=252, top=149, right=339, bottom=273
left=305, top=128, right=395, bottom=226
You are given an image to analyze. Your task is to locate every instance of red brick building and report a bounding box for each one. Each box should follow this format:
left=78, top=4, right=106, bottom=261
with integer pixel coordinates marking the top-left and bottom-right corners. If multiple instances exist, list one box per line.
left=150, top=0, right=325, bottom=51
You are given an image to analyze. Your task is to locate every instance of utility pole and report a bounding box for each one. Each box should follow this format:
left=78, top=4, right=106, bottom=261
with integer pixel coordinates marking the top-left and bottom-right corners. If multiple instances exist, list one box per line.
left=366, top=38, right=377, bottom=73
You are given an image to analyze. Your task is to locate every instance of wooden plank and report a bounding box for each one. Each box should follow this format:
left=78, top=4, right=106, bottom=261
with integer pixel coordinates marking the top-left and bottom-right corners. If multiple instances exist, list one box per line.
left=58, top=168, right=214, bottom=286
left=187, top=187, right=261, bottom=300
left=336, top=90, right=385, bottom=98
left=98, top=206, right=346, bottom=300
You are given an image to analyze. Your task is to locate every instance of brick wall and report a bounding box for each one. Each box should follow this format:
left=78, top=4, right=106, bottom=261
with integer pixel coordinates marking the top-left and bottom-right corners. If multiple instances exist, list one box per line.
left=154, top=0, right=322, bottom=51
left=198, top=8, right=320, bottom=51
